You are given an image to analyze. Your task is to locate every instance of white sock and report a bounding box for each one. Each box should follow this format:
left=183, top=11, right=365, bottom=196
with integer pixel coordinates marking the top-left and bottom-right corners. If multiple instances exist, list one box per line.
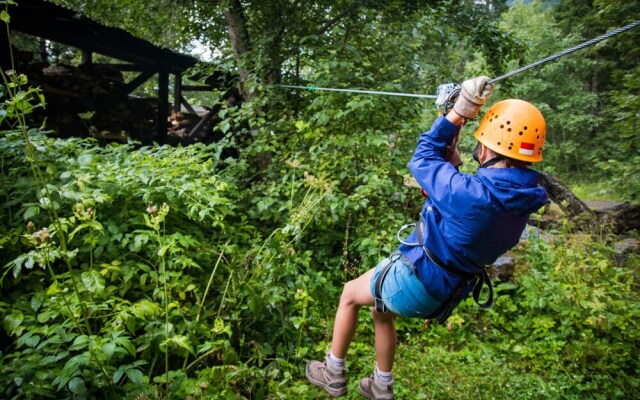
left=328, top=351, right=345, bottom=368
left=376, top=366, right=393, bottom=383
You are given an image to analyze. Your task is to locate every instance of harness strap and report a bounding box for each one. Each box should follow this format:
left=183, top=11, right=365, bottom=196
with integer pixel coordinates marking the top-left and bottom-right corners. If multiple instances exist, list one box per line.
left=414, top=214, right=494, bottom=309
left=374, top=251, right=418, bottom=313
left=474, top=269, right=493, bottom=308
left=374, top=256, right=395, bottom=313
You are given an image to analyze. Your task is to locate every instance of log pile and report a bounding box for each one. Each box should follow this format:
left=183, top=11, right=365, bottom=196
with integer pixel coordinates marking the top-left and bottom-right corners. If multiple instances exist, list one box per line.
left=18, top=62, right=208, bottom=144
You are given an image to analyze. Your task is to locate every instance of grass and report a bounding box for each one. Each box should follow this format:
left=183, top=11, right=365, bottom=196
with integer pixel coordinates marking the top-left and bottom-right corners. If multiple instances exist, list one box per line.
left=567, top=179, right=623, bottom=202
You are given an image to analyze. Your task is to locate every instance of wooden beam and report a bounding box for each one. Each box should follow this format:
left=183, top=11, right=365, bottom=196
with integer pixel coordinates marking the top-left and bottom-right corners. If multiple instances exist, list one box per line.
left=182, top=85, right=214, bottom=92
left=187, top=109, right=216, bottom=139
left=157, top=65, right=169, bottom=144
left=180, top=96, right=197, bottom=116
left=122, top=70, right=155, bottom=94
left=92, top=63, right=147, bottom=72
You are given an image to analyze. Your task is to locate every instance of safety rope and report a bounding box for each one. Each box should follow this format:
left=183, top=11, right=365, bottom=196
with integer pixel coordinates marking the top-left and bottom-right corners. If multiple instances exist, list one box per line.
left=275, top=19, right=639, bottom=98
left=276, top=84, right=437, bottom=99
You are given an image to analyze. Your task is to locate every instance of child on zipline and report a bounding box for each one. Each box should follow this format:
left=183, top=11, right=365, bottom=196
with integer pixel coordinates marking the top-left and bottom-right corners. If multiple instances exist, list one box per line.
left=306, top=76, right=549, bottom=399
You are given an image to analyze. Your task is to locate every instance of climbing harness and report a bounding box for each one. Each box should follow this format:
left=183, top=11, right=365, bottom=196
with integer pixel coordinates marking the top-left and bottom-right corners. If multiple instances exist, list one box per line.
left=375, top=215, right=493, bottom=324
left=275, top=20, right=640, bottom=99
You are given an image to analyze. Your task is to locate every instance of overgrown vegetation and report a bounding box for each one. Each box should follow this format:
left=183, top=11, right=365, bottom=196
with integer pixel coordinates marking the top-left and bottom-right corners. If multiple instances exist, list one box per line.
left=1, top=0, right=639, bottom=399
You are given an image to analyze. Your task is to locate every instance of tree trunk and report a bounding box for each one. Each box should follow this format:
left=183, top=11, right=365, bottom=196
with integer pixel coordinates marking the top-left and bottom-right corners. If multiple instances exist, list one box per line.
left=223, top=0, right=254, bottom=102
left=538, top=172, right=639, bottom=234
left=538, top=172, right=593, bottom=217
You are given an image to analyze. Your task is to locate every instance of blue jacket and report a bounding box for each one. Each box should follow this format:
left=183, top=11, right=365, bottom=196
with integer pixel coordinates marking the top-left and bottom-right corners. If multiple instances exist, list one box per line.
left=398, top=116, right=548, bottom=302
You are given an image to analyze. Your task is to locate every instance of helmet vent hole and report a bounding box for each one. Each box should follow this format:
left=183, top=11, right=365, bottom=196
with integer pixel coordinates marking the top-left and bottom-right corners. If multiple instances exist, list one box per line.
left=508, top=146, right=512, bottom=150
left=507, top=128, right=512, bottom=132
left=537, top=135, right=540, bottom=139
left=506, top=121, right=511, bottom=125
left=497, top=142, right=501, bottom=146
left=524, top=126, right=528, bottom=131
left=535, top=128, right=539, bottom=132
left=500, top=124, right=504, bottom=129
left=519, top=131, right=523, bottom=136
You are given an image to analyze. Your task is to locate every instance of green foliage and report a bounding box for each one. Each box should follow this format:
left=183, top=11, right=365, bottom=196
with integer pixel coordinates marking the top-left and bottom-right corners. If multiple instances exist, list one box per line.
left=388, top=234, right=640, bottom=399
left=1, top=1, right=638, bottom=399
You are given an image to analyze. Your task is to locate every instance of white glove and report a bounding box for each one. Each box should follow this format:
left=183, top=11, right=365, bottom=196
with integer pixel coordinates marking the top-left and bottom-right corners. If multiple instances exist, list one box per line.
left=452, top=76, right=493, bottom=119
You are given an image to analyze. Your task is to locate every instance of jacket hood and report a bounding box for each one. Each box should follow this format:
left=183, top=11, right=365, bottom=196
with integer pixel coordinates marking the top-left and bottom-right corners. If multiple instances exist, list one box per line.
left=477, top=168, right=548, bottom=217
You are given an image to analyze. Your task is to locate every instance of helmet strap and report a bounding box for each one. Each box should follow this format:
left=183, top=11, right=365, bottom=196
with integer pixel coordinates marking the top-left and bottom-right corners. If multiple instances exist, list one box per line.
left=472, top=142, right=481, bottom=164
left=480, top=155, right=506, bottom=169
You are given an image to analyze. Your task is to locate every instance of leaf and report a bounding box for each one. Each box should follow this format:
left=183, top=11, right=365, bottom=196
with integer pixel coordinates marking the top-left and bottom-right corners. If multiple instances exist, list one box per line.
left=47, top=280, right=60, bottom=295
left=69, top=335, right=90, bottom=351
left=212, top=317, right=232, bottom=337
left=77, top=154, right=93, bottom=165
left=31, top=292, right=45, bottom=311
left=68, top=377, right=86, bottom=395
left=37, top=310, right=58, bottom=323
left=113, top=336, right=136, bottom=356
left=3, top=310, right=24, bottom=335
left=23, top=205, right=40, bottom=219
left=125, top=369, right=146, bottom=385
left=81, top=270, right=105, bottom=293
left=0, top=10, right=10, bottom=23
left=130, top=299, right=162, bottom=320
left=21, top=333, right=41, bottom=348
left=113, top=370, right=124, bottom=384
left=102, top=342, right=116, bottom=360
left=164, top=335, right=195, bottom=355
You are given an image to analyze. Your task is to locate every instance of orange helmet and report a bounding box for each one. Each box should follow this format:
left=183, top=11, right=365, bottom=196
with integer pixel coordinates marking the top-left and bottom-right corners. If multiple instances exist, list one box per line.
left=473, top=99, right=546, bottom=162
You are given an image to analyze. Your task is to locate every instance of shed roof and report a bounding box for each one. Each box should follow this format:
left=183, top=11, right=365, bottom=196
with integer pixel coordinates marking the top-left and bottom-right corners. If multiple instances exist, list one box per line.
left=8, top=0, right=198, bottom=74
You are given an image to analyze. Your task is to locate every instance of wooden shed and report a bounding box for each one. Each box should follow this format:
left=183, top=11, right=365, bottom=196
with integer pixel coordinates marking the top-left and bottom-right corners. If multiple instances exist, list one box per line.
left=1, top=0, right=230, bottom=143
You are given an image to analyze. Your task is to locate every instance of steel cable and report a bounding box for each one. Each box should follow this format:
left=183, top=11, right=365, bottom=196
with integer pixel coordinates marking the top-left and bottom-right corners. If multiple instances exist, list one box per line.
left=274, top=20, right=640, bottom=97
left=275, top=84, right=437, bottom=99
left=488, top=19, right=640, bottom=85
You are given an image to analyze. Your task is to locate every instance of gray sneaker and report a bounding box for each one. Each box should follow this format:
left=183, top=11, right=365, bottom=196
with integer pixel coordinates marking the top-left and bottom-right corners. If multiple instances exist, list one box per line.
left=358, top=369, right=394, bottom=400
left=305, top=355, right=348, bottom=397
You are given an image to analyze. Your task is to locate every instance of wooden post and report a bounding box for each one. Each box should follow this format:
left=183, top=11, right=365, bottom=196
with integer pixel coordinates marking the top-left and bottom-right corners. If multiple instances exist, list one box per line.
left=157, top=65, right=169, bottom=144
left=174, top=73, right=182, bottom=113
left=81, top=49, right=92, bottom=65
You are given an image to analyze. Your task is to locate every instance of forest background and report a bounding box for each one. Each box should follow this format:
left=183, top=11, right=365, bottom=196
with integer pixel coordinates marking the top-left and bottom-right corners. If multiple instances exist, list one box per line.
left=1, top=0, right=638, bottom=399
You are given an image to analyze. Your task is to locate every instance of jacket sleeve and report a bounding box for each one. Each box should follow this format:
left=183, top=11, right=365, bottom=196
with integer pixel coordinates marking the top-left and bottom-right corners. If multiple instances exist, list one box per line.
left=408, top=116, right=476, bottom=209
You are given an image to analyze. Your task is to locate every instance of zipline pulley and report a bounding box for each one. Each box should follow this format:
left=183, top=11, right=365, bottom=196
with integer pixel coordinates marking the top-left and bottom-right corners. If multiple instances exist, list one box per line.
left=435, top=83, right=460, bottom=116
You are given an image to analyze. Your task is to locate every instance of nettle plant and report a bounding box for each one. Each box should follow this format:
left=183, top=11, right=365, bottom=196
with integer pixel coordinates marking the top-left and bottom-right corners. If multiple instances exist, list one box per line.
left=0, top=128, right=239, bottom=397
left=0, top=67, right=341, bottom=398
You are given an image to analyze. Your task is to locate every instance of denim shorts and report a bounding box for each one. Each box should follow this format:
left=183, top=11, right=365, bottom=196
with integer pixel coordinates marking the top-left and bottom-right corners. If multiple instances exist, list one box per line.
left=370, top=253, right=442, bottom=318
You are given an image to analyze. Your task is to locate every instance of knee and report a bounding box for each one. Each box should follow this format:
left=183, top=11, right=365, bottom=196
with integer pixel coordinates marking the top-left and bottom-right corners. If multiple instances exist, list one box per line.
left=339, top=279, right=360, bottom=307
left=372, top=308, right=395, bottom=323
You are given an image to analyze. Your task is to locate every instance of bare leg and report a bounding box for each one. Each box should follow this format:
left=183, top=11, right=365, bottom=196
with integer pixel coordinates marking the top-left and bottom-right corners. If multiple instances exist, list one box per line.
left=330, top=267, right=376, bottom=358
left=372, top=308, right=396, bottom=372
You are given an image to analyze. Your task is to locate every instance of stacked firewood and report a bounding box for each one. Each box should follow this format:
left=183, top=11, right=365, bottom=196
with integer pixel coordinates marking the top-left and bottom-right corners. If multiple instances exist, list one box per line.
left=168, top=112, right=197, bottom=138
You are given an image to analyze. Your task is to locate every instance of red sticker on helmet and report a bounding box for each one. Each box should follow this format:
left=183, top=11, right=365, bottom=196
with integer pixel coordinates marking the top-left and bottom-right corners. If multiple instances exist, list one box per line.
left=519, top=142, right=535, bottom=156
